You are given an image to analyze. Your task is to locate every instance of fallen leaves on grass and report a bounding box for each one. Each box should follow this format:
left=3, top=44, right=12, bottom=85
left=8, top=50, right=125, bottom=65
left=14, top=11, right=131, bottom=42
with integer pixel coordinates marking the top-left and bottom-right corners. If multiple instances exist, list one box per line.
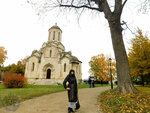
left=98, top=89, right=150, bottom=113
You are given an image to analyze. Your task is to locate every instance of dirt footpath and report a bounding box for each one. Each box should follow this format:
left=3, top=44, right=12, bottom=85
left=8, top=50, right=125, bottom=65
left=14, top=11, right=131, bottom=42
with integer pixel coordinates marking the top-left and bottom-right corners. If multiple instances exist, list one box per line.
left=0, top=86, right=111, bottom=113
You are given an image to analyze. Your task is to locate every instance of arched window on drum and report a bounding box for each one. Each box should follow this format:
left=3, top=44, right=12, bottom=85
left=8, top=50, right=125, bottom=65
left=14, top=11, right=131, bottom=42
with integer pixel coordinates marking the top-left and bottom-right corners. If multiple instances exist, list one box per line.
left=53, top=31, right=55, bottom=40
left=58, top=32, right=60, bottom=41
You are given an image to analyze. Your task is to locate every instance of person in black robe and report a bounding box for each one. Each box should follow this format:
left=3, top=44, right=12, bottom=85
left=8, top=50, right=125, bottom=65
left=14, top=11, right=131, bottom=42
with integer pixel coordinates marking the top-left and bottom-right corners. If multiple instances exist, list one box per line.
left=63, top=69, right=79, bottom=113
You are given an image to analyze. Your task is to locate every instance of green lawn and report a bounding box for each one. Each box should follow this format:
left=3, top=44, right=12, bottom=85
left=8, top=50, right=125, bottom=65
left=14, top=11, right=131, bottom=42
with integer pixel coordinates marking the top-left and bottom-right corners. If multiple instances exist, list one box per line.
left=0, top=84, right=65, bottom=108
left=99, top=85, right=150, bottom=113
left=0, top=83, right=109, bottom=108
left=136, top=85, right=150, bottom=94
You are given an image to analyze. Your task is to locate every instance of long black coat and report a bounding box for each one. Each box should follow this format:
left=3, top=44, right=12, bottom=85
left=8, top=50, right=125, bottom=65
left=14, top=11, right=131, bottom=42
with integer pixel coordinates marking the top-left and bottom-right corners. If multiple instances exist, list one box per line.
left=63, top=74, right=78, bottom=102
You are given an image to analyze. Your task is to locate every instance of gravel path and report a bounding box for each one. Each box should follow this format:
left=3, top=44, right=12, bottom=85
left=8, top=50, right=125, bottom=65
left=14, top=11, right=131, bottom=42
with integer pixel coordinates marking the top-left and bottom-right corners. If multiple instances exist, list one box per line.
left=0, top=86, right=111, bottom=113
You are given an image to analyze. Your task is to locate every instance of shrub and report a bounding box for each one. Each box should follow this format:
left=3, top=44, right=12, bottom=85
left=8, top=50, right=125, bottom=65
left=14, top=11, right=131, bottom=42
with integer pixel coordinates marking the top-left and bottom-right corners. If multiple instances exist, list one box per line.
left=3, top=73, right=27, bottom=88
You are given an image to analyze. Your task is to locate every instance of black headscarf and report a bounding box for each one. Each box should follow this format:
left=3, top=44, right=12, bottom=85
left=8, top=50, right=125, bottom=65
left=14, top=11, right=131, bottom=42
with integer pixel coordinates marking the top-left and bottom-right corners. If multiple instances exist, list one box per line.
left=69, top=69, right=75, bottom=76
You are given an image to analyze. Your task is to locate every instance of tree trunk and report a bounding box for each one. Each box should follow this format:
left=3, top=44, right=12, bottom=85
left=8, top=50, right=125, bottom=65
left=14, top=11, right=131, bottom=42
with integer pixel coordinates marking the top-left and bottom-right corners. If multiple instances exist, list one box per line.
left=108, top=19, right=138, bottom=94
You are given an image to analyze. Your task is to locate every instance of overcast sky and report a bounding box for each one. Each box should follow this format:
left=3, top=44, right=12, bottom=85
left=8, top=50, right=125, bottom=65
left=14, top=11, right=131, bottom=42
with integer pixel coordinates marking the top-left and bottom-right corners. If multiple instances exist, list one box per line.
left=0, top=0, right=150, bottom=79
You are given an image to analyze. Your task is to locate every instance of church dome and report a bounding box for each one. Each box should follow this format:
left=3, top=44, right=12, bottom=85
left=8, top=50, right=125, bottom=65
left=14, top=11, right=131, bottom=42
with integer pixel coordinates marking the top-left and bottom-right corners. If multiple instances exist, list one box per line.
left=49, top=23, right=62, bottom=32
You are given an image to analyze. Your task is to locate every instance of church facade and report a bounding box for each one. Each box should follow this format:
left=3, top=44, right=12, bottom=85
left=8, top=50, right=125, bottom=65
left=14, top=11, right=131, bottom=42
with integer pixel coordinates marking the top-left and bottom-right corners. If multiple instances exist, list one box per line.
left=25, top=24, right=82, bottom=85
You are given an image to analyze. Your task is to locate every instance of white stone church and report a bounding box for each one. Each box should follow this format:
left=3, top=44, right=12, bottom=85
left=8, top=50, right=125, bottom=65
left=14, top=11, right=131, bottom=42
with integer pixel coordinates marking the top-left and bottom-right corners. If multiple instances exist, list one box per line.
left=25, top=24, right=82, bottom=85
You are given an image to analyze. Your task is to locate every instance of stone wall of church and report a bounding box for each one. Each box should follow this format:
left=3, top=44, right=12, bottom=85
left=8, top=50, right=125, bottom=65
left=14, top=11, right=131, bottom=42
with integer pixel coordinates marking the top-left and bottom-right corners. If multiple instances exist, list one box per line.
left=60, top=57, right=71, bottom=78
left=25, top=51, right=82, bottom=84
left=41, top=46, right=60, bottom=79
left=25, top=56, right=39, bottom=79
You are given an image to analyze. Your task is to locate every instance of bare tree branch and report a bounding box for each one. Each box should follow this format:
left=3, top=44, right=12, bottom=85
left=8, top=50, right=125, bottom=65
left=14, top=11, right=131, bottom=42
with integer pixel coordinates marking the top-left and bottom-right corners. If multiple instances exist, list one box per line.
left=121, top=21, right=135, bottom=34
left=122, top=0, right=127, bottom=8
left=60, top=4, right=101, bottom=12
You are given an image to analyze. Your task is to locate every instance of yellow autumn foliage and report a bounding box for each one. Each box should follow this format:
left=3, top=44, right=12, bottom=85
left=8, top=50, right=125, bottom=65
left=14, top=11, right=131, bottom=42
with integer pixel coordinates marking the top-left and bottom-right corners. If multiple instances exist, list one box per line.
left=128, top=29, right=150, bottom=77
left=89, top=54, right=116, bottom=81
left=0, top=46, right=7, bottom=65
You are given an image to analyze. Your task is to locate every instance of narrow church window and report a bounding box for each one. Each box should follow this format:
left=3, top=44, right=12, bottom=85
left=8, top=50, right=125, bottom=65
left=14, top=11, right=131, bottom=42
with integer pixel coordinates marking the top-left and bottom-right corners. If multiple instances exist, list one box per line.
left=58, top=32, right=60, bottom=41
left=32, top=63, right=35, bottom=71
left=64, top=63, right=66, bottom=72
left=50, top=50, right=52, bottom=57
left=53, top=31, right=55, bottom=40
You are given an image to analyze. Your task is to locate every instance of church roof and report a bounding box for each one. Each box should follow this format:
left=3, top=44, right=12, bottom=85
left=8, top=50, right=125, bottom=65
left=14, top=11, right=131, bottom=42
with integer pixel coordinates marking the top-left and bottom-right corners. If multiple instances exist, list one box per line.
left=71, top=56, right=79, bottom=61
left=60, top=52, right=82, bottom=63
left=71, top=56, right=82, bottom=63
left=49, top=24, right=62, bottom=32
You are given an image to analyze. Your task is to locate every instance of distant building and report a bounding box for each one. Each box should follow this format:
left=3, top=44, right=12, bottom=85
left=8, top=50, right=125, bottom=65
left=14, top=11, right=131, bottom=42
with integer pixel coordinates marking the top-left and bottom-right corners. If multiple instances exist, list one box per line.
left=25, top=24, right=82, bottom=85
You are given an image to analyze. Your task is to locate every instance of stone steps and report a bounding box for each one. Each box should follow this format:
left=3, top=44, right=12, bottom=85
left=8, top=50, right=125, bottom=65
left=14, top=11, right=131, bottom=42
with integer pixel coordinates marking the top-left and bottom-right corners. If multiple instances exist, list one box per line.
left=32, top=79, right=57, bottom=85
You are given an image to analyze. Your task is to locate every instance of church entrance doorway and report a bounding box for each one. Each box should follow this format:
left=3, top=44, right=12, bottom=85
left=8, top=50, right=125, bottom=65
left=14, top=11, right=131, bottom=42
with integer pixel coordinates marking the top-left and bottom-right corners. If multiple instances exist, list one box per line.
left=46, top=69, right=51, bottom=79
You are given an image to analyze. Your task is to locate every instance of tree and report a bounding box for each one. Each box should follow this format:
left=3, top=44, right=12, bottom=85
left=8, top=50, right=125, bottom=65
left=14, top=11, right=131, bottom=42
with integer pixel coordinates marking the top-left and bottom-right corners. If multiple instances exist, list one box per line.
left=139, top=0, right=150, bottom=13
left=89, top=54, right=116, bottom=82
left=0, top=46, right=7, bottom=65
left=28, top=0, right=138, bottom=94
left=128, top=29, right=150, bottom=86
left=3, top=58, right=26, bottom=75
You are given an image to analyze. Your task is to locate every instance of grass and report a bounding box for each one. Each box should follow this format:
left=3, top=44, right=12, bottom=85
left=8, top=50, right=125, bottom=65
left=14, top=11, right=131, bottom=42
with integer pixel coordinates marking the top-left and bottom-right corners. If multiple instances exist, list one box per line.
left=78, top=83, right=110, bottom=88
left=0, top=83, right=109, bottom=108
left=136, top=85, right=150, bottom=94
left=98, top=85, right=150, bottom=113
left=0, top=84, right=65, bottom=108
